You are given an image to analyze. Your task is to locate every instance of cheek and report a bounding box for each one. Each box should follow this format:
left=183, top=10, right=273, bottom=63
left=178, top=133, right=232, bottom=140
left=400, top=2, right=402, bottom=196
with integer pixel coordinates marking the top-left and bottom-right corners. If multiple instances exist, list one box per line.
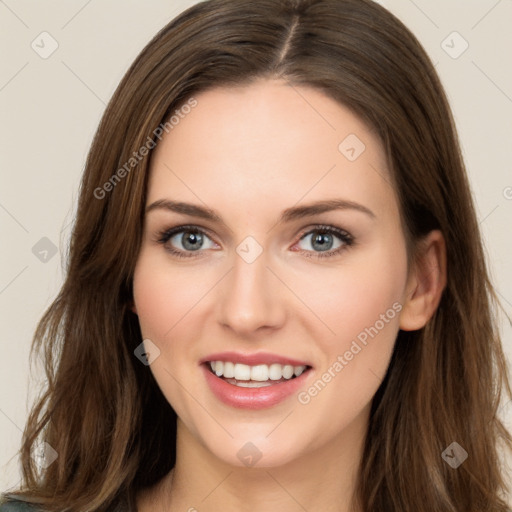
left=298, top=234, right=408, bottom=352
left=294, top=235, right=407, bottom=432
left=132, top=251, right=205, bottom=340
left=131, top=252, right=203, bottom=408
left=132, top=268, right=171, bottom=339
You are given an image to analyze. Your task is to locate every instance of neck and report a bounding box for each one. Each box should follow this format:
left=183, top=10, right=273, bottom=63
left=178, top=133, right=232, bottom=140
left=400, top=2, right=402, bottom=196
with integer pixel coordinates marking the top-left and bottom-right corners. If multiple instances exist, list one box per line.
left=140, top=406, right=369, bottom=512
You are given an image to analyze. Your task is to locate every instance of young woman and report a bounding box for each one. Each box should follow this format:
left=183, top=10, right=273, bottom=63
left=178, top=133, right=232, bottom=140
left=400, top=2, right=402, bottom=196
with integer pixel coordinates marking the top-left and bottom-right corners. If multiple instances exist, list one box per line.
left=1, top=0, right=511, bottom=510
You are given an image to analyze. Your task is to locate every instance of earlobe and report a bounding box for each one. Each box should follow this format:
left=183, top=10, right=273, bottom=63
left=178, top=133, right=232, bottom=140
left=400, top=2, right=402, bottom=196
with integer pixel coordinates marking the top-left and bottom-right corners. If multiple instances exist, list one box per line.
left=399, top=230, right=447, bottom=331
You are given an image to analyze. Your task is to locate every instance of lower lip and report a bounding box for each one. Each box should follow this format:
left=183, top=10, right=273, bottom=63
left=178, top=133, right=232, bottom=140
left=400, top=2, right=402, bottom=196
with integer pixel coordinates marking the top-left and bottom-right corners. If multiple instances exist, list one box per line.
left=201, top=364, right=312, bottom=409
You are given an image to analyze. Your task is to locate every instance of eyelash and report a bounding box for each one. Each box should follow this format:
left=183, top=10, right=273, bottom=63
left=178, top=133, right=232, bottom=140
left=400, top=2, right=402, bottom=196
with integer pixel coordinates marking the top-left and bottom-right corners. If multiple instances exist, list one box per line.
left=154, top=224, right=355, bottom=260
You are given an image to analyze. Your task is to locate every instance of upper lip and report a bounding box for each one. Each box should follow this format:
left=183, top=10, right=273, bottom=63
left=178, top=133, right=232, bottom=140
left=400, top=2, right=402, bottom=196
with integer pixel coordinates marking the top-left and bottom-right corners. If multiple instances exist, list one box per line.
left=200, top=351, right=312, bottom=367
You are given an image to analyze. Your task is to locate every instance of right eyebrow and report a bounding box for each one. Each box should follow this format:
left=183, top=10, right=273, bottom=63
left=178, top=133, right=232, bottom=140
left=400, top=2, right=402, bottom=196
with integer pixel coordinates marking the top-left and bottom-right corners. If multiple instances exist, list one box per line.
left=145, top=199, right=223, bottom=222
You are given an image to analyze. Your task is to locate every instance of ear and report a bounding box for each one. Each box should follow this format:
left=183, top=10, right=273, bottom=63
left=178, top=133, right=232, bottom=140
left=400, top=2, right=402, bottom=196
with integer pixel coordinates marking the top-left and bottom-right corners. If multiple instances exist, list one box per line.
left=129, top=300, right=138, bottom=315
left=399, top=230, right=447, bottom=331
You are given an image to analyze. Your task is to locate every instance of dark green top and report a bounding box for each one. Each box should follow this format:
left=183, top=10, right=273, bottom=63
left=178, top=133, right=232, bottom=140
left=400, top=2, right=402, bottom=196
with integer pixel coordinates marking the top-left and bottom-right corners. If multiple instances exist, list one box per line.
left=0, top=494, right=134, bottom=511
left=0, top=502, right=40, bottom=511
left=0, top=496, right=42, bottom=511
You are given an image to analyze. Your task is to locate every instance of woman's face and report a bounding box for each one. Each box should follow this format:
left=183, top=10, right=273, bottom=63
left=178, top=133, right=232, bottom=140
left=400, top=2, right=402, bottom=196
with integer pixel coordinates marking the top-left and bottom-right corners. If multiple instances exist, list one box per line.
left=132, top=79, right=411, bottom=468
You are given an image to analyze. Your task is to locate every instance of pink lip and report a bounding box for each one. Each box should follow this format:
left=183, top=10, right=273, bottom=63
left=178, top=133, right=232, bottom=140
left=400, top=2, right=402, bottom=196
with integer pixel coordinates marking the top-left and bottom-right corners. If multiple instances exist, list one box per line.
left=200, top=351, right=311, bottom=367
left=201, top=363, right=313, bottom=410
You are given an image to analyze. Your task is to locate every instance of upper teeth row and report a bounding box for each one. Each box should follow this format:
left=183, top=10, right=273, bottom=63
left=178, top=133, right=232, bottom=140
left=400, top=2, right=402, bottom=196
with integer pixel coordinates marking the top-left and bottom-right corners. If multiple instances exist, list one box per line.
left=209, top=361, right=307, bottom=381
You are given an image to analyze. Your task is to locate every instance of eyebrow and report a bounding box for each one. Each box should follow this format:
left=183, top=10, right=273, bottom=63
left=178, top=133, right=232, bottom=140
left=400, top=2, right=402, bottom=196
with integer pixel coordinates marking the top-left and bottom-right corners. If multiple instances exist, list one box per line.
left=146, top=198, right=376, bottom=224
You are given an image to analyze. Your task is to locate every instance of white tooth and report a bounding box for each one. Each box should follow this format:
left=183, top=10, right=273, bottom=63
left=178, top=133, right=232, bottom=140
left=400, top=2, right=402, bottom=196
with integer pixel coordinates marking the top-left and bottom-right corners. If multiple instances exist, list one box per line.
left=268, top=363, right=283, bottom=380
left=223, top=361, right=235, bottom=378
left=214, top=361, right=224, bottom=376
left=231, top=380, right=273, bottom=388
left=210, top=360, right=307, bottom=381
left=251, top=364, right=269, bottom=381
left=294, top=365, right=306, bottom=377
left=234, top=363, right=251, bottom=380
left=282, top=365, right=294, bottom=379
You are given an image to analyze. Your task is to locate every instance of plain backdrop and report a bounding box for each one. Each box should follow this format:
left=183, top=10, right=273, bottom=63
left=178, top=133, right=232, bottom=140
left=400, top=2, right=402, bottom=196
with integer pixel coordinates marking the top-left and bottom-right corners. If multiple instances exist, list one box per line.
left=1, top=0, right=511, bottom=502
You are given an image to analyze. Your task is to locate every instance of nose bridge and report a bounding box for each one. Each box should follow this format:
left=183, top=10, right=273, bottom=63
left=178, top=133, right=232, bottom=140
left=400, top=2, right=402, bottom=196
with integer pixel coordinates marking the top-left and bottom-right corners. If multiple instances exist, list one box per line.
left=216, top=239, right=284, bottom=333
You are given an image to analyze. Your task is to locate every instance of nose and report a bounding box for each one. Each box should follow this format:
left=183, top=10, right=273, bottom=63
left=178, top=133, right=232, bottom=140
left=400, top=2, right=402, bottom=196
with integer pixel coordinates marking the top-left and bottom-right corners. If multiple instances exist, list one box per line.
left=216, top=246, right=286, bottom=337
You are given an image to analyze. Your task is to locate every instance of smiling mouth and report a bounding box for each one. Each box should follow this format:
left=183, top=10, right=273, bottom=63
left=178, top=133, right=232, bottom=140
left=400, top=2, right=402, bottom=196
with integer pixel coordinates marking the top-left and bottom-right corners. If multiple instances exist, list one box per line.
left=206, top=361, right=312, bottom=388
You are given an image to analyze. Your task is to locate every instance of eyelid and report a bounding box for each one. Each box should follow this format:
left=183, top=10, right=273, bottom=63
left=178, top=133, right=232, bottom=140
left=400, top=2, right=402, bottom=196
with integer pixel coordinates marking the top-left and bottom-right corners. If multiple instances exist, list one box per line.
left=296, top=223, right=352, bottom=241
left=153, top=224, right=219, bottom=251
left=154, top=223, right=355, bottom=259
left=292, top=224, right=354, bottom=256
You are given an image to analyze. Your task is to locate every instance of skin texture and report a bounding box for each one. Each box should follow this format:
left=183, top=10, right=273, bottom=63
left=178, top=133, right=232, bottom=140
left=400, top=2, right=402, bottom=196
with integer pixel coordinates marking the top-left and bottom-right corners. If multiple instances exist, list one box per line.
left=132, top=79, right=446, bottom=512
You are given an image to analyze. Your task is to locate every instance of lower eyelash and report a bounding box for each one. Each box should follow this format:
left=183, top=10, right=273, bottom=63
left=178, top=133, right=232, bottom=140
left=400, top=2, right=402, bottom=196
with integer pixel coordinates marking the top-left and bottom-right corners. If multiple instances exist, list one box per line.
left=155, top=224, right=354, bottom=259
left=156, top=225, right=207, bottom=259
left=298, top=225, right=354, bottom=259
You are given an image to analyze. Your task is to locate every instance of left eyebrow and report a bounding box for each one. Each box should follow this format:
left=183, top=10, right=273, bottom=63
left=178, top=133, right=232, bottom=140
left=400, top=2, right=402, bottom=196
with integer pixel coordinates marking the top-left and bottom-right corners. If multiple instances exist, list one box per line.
left=145, top=198, right=376, bottom=223
left=280, top=199, right=376, bottom=222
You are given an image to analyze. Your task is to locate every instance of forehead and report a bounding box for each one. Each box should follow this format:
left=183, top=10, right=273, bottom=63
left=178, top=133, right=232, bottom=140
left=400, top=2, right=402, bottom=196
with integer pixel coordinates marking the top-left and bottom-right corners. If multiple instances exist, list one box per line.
left=147, top=79, right=397, bottom=224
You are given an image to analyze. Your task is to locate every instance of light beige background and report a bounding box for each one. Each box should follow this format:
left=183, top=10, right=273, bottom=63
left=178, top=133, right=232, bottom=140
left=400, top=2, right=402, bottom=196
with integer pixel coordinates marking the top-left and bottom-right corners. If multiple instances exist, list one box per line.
left=1, top=0, right=511, bottom=501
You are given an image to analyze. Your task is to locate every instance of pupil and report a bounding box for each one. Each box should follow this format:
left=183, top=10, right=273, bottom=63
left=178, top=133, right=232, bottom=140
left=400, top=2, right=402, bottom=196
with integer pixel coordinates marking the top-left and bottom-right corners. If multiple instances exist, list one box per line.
left=183, top=231, right=202, bottom=251
left=313, top=232, right=332, bottom=251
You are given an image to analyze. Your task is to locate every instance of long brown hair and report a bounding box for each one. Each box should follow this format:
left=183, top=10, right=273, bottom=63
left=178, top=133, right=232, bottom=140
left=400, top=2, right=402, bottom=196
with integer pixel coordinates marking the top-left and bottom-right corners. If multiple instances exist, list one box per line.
left=2, top=0, right=511, bottom=510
